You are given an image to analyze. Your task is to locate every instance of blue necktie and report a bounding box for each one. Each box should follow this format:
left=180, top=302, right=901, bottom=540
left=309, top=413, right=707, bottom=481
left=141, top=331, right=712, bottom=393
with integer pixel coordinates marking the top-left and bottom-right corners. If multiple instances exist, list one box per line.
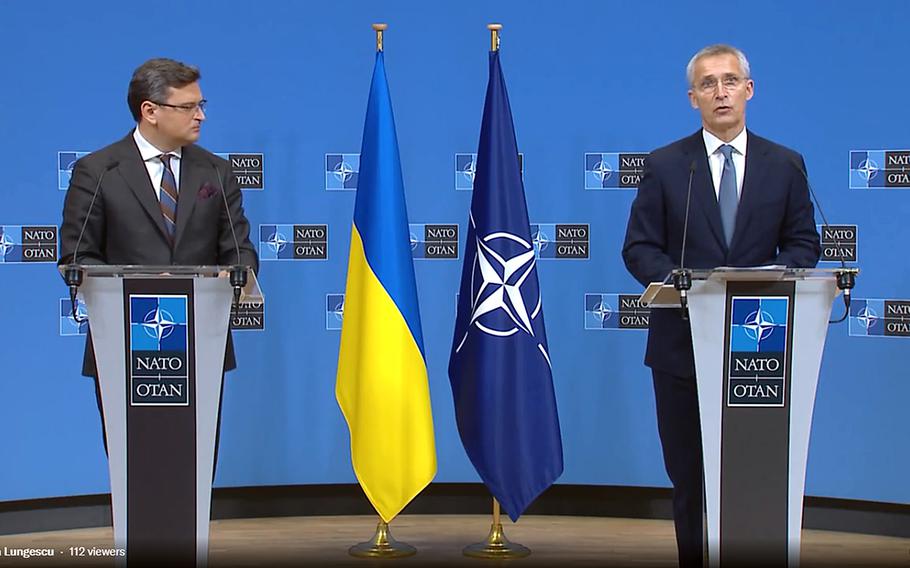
left=718, top=144, right=738, bottom=246
left=158, top=154, right=178, bottom=245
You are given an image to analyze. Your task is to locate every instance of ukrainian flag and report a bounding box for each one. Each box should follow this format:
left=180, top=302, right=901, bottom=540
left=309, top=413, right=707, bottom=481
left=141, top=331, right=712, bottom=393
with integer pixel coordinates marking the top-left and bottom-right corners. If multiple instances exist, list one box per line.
left=336, top=51, right=437, bottom=523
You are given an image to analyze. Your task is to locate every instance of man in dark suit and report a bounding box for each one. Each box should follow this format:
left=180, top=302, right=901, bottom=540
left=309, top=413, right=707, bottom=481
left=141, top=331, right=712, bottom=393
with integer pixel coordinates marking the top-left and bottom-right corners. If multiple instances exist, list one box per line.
left=59, top=58, right=258, bottom=457
left=622, top=45, right=820, bottom=568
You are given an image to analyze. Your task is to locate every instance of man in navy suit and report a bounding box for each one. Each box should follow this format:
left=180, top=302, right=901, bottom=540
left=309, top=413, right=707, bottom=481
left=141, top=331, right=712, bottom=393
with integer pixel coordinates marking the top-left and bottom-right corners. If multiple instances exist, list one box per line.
left=622, top=45, right=820, bottom=568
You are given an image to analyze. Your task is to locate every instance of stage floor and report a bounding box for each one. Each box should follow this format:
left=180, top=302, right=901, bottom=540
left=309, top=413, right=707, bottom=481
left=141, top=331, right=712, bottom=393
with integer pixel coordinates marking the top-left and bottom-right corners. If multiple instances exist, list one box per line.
left=0, top=515, right=906, bottom=566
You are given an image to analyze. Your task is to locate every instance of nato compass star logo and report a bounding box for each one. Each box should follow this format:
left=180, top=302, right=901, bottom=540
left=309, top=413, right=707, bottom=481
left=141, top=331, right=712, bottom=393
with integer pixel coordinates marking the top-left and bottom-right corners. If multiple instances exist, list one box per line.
left=142, top=307, right=177, bottom=341
left=455, top=215, right=551, bottom=367
left=592, top=300, right=612, bottom=323
left=267, top=230, right=288, bottom=254
left=592, top=160, right=613, bottom=184
left=857, top=158, right=879, bottom=181
left=532, top=227, right=550, bottom=255
left=0, top=232, right=14, bottom=258
left=334, top=160, right=354, bottom=184
left=409, top=230, right=420, bottom=251
left=742, top=308, right=783, bottom=343
left=856, top=305, right=878, bottom=329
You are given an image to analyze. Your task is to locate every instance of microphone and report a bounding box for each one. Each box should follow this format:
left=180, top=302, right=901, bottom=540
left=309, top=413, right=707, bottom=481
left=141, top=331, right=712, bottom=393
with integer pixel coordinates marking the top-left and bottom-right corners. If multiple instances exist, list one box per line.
left=672, top=159, right=698, bottom=320
left=66, top=159, right=119, bottom=323
left=790, top=157, right=856, bottom=324
left=209, top=158, right=247, bottom=311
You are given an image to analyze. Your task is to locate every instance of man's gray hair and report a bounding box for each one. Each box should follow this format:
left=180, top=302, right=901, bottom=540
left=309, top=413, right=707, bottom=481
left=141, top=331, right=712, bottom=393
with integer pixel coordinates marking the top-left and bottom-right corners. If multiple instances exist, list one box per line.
left=686, top=44, right=751, bottom=86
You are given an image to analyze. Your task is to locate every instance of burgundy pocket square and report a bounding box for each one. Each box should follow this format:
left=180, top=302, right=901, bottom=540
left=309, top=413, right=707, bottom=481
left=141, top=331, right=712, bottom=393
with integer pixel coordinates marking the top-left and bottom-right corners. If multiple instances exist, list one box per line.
left=198, top=182, right=220, bottom=200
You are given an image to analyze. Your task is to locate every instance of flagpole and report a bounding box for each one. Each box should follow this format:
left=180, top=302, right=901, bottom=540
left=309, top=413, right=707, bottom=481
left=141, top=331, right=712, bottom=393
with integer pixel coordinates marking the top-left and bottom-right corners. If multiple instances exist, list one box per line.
left=461, top=21, right=532, bottom=562
left=347, top=23, right=416, bottom=560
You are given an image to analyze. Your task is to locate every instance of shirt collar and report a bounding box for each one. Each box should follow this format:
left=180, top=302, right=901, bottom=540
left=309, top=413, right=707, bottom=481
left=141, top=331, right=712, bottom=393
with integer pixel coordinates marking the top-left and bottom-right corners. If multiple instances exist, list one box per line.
left=702, top=127, right=747, bottom=157
left=132, top=127, right=183, bottom=163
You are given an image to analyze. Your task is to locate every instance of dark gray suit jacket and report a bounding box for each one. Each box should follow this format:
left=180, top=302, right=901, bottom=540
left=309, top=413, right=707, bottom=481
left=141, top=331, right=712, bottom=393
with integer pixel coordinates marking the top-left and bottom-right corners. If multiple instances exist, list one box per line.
left=59, top=132, right=259, bottom=376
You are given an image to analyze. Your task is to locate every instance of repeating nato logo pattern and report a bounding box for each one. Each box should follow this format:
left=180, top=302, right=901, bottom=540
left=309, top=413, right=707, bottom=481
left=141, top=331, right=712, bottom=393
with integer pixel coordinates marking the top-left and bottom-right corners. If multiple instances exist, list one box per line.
left=0, top=226, right=58, bottom=263
left=326, top=294, right=345, bottom=330
left=259, top=224, right=328, bottom=260
left=728, top=297, right=789, bottom=407
left=129, top=295, right=189, bottom=406
left=850, top=150, right=910, bottom=189
left=584, top=152, right=646, bottom=190
left=849, top=299, right=910, bottom=337
left=326, top=153, right=360, bottom=191
left=58, top=151, right=89, bottom=190
left=584, top=293, right=650, bottom=330
left=59, top=298, right=89, bottom=336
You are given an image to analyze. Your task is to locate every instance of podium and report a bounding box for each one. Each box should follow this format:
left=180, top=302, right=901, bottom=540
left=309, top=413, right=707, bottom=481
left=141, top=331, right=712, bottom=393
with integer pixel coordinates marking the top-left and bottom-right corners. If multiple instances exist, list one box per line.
left=642, top=267, right=848, bottom=567
left=71, top=265, right=261, bottom=566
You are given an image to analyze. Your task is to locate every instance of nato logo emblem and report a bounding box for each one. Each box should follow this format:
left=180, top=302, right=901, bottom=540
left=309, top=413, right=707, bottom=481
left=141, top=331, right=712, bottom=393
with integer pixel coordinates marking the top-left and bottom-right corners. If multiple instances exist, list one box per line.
left=259, top=224, right=328, bottom=260
left=849, top=298, right=910, bottom=337
left=818, top=224, right=857, bottom=262
left=0, top=225, right=58, bottom=263
left=216, top=153, right=264, bottom=190
left=326, top=153, right=360, bottom=191
left=585, top=293, right=649, bottom=330
left=58, top=151, right=89, bottom=190
left=728, top=297, right=789, bottom=407
left=60, top=298, right=89, bottom=336
left=326, top=294, right=345, bottom=330
left=409, top=224, right=459, bottom=259
left=455, top=153, right=523, bottom=191
left=230, top=300, right=264, bottom=331
left=531, top=223, right=589, bottom=259
left=850, top=150, right=910, bottom=189
left=129, top=295, right=189, bottom=406
left=585, top=152, right=646, bottom=190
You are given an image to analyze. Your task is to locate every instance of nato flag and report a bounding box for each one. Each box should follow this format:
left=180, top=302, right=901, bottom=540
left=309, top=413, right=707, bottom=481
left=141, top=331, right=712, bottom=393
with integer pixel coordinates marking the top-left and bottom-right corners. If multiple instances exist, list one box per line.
left=448, top=50, right=564, bottom=522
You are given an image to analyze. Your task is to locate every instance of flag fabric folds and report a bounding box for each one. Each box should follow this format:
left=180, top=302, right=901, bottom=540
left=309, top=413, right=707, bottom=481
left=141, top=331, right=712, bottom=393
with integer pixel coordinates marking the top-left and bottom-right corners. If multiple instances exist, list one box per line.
left=336, top=51, right=436, bottom=523
left=448, top=51, right=564, bottom=522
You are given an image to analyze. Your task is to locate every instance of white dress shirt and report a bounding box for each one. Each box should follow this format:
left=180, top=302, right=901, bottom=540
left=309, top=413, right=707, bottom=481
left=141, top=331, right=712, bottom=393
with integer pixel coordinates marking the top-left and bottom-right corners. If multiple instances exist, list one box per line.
left=702, top=127, right=747, bottom=200
left=132, top=128, right=182, bottom=200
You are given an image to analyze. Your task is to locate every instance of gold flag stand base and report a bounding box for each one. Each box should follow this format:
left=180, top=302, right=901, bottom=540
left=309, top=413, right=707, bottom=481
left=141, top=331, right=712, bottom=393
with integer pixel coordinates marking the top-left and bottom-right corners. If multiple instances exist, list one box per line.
left=349, top=520, right=417, bottom=558
left=463, top=521, right=530, bottom=559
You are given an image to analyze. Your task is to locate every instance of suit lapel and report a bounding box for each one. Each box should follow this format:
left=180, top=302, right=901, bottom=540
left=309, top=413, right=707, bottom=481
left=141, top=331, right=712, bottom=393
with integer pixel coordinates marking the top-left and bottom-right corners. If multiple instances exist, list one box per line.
left=115, top=135, right=171, bottom=242
left=173, top=146, right=203, bottom=250
left=729, top=131, right=769, bottom=252
left=683, top=133, right=727, bottom=253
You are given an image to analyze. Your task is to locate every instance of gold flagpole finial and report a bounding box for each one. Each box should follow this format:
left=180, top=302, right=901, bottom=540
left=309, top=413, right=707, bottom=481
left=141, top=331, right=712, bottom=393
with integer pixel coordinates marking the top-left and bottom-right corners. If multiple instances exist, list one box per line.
left=487, top=23, right=502, bottom=52
left=372, top=23, right=388, bottom=52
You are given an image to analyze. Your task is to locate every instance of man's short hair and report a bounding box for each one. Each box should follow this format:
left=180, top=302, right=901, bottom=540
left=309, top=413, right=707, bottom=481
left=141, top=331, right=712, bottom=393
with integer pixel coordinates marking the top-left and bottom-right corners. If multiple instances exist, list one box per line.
left=127, top=58, right=201, bottom=122
left=686, top=45, right=751, bottom=86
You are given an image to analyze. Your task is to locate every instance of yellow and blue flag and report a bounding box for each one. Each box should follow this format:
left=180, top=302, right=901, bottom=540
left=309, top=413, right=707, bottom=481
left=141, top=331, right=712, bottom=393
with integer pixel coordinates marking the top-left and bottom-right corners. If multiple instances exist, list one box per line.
left=336, top=51, right=436, bottom=523
left=448, top=50, right=564, bottom=521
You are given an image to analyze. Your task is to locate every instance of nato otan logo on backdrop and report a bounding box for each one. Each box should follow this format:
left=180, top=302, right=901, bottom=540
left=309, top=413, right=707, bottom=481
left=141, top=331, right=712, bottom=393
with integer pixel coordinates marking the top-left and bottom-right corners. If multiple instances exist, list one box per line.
left=531, top=224, right=589, bottom=259
left=584, top=293, right=650, bottom=330
left=818, top=224, right=858, bottom=263
left=849, top=299, right=910, bottom=338
left=326, top=153, right=360, bottom=191
left=59, top=298, right=89, bottom=336
left=129, top=295, right=189, bottom=406
left=58, top=151, right=89, bottom=190
left=850, top=150, right=910, bottom=189
left=454, top=153, right=523, bottom=191
left=728, top=297, right=789, bottom=407
left=0, top=225, right=58, bottom=263
left=215, top=153, right=264, bottom=190
left=326, top=294, right=345, bottom=331
left=259, top=224, right=328, bottom=260
left=409, top=224, right=459, bottom=259
left=230, top=300, right=264, bottom=331
left=584, top=152, right=647, bottom=190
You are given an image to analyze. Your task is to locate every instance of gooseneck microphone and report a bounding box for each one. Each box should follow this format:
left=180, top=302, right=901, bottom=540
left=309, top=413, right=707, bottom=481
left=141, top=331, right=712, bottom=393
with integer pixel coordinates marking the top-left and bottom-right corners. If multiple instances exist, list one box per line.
left=65, top=160, right=120, bottom=323
left=790, top=158, right=857, bottom=324
left=672, top=159, right=698, bottom=320
left=209, top=159, right=248, bottom=311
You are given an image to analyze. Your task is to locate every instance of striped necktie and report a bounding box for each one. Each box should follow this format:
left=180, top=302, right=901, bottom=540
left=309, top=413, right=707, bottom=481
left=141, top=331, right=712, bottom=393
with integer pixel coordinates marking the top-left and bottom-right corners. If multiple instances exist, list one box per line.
left=718, top=144, right=739, bottom=246
left=158, top=154, right=178, bottom=244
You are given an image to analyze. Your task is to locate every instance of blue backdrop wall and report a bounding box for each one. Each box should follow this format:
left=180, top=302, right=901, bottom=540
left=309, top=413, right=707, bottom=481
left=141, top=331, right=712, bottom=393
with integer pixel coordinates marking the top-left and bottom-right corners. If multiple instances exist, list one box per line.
left=0, top=0, right=907, bottom=506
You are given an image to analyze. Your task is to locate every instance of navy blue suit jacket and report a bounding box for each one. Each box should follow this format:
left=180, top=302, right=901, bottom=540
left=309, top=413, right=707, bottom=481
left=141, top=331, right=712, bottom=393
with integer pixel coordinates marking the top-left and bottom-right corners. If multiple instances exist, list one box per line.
left=622, top=130, right=821, bottom=377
